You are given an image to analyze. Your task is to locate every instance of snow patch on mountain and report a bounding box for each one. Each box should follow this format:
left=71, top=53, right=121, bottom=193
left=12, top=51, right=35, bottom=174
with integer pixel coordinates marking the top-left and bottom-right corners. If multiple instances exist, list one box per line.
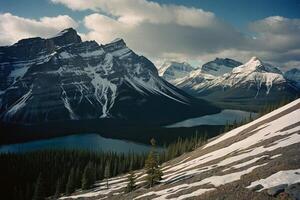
left=247, top=169, right=300, bottom=191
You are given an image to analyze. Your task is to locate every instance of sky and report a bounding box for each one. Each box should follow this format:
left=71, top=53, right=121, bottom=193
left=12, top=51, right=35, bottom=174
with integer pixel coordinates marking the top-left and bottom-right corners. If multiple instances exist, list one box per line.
left=0, top=0, right=300, bottom=70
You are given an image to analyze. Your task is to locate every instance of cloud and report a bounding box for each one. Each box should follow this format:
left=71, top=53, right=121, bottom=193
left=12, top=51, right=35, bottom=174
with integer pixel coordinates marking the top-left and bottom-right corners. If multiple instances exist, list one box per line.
left=0, top=13, right=78, bottom=45
left=249, top=16, right=300, bottom=52
left=51, top=0, right=216, bottom=27
left=82, top=13, right=248, bottom=58
left=3, top=0, right=300, bottom=70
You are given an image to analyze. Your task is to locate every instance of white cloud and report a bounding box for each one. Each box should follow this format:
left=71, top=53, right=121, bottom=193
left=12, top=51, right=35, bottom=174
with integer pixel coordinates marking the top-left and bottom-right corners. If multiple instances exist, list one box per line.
left=0, top=13, right=78, bottom=45
left=79, top=8, right=300, bottom=70
left=51, top=0, right=216, bottom=27
left=2, top=0, right=300, bottom=70
left=249, top=16, right=300, bottom=52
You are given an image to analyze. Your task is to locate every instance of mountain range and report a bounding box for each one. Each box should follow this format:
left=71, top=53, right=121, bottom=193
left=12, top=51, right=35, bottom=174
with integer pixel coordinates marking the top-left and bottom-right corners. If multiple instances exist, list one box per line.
left=0, top=28, right=220, bottom=144
left=160, top=57, right=300, bottom=111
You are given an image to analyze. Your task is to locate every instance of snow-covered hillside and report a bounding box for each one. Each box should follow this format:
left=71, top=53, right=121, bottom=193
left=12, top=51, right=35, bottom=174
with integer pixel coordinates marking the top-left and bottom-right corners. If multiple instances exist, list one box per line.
left=61, top=98, right=300, bottom=200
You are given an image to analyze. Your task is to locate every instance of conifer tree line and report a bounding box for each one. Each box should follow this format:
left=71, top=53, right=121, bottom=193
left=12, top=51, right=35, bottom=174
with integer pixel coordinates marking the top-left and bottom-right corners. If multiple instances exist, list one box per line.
left=258, top=98, right=294, bottom=116
left=0, top=132, right=209, bottom=199
left=0, top=150, right=147, bottom=200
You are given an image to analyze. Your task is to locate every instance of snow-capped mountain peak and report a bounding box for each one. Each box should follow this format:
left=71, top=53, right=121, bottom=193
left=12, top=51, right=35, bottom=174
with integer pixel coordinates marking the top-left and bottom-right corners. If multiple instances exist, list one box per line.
left=158, top=61, right=196, bottom=83
left=232, top=56, right=282, bottom=75
left=163, top=57, right=299, bottom=107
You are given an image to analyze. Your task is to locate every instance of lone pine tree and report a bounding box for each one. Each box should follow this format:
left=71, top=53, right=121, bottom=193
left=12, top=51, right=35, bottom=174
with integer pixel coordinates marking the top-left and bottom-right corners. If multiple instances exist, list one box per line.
left=125, top=171, right=136, bottom=193
left=145, top=138, right=163, bottom=188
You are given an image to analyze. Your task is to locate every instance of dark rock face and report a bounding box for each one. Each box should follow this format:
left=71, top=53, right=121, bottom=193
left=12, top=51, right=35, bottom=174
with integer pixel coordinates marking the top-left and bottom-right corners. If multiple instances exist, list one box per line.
left=267, top=184, right=287, bottom=196
left=201, top=58, right=242, bottom=76
left=285, top=183, right=300, bottom=200
left=0, top=28, right=220, bottom=142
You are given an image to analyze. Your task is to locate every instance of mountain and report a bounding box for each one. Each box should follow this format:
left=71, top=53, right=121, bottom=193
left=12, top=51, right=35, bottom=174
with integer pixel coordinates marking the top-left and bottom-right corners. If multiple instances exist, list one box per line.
left=285, top=68, right=300, bottom=89
left=158, top=61, right=195, bottom=83
left=201, top=57, right=242, bottom=76
left=171, top=68, right=216, bottom=93
left=171, top=57, right=300, bottom=111
left=61, top=98, right=300, bottom=200
left=0, top=28, right=220, bottom=144
left=158, top=58, right=241, bottom=96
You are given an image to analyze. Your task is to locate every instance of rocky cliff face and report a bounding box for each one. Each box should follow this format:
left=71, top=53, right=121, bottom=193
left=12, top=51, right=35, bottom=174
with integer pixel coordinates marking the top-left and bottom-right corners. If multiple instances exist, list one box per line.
left=0, top=28, right=219, bottom=142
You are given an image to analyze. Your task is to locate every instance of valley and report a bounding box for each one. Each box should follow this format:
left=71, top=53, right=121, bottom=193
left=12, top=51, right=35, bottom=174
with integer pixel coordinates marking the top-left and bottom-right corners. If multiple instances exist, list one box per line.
left=0, top=21, right=299, bottom=200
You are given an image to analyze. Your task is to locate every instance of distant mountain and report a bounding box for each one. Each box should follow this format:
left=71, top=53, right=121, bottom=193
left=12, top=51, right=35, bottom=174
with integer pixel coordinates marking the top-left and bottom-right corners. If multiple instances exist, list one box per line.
left=158, top=58, right=241, bottom=93
left=158, top=61, right=195, bottom=83
left=171, top=68, right=216, bottom=93
left=61, top=98, right=300, bottom=200
left=285, top=68, right=300, bottom=89
left=201, top=57, right=242, bottom=76
left=0, top=28, right=220, bottom=144
left=163, top=57, right=300, bottom=111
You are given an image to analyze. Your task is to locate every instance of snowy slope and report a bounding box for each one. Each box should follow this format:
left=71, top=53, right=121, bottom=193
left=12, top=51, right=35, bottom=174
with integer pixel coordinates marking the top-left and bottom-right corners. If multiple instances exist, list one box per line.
left=61, top=98, right=300, bottom=200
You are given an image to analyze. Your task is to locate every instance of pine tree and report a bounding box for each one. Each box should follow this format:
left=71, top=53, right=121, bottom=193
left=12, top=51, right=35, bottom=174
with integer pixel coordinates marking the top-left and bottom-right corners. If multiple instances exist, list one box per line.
left=75, top=167, right=81, bottom=188
left=104, top=161, right=111, bottom=188
left=66, top=168, right=76, bottom=194
left=145, top=138, right=163, bottom=188
left=82, top=162, right=95, bottom=190
left=54, top=179, right=62, bottom=198
left=125, top=171, right=136, bottom=193
left=32, top=173, right=45, bottom=200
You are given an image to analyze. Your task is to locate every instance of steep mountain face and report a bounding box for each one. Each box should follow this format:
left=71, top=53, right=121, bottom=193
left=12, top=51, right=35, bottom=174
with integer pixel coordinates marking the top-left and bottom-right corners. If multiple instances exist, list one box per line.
left=171, top=57, right=299, bottom=111
left=158, top=61, right=196, bottom=83
left=201, top=57, right=242, bottom=76
left=61, top=99, right=300, bottom=200
left=285, top=68, right=300, bottom=89
left=0, top=28, right=219, bottom=142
